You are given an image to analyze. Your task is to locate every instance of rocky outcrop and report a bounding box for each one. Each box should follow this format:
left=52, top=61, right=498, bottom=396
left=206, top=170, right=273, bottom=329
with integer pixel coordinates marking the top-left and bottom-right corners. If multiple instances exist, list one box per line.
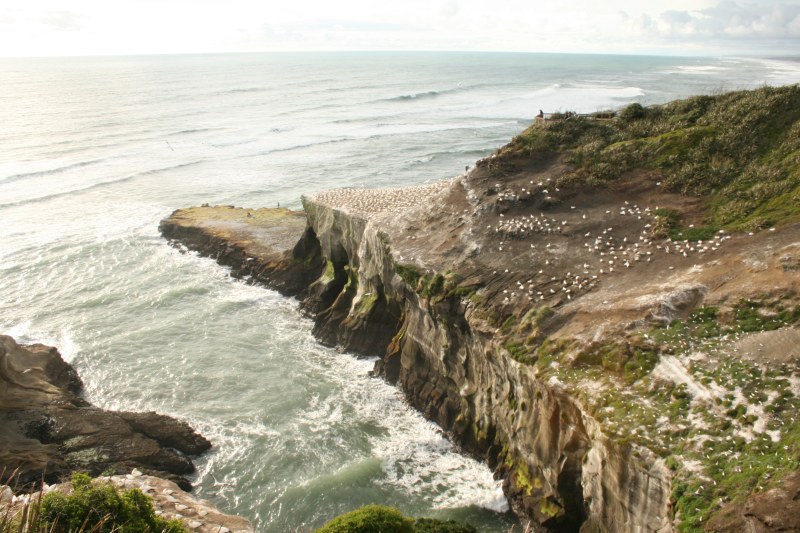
left=0, top=335, right=210, bottom=491
left=158, top=206, right=323, bottom=297
left=160, top=185, right=800, bottom=533
left=159, top=199, right=676, bottom=532
left=159, top=100, right=800, bottom=531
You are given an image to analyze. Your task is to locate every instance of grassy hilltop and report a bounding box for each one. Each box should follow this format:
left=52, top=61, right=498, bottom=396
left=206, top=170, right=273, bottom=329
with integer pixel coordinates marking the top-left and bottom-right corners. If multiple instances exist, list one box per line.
left=507, top=84, right=800, bottom=231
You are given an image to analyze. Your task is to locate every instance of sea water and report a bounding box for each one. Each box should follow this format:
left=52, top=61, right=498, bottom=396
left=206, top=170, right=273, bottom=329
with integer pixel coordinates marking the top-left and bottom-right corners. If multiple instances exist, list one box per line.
left=1, top=52, right=798, bottom=531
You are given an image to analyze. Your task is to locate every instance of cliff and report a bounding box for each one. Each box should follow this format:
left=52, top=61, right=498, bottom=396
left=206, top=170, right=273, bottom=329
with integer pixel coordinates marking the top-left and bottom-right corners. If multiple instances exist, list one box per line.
left=160, top=85, right=800, bottom=532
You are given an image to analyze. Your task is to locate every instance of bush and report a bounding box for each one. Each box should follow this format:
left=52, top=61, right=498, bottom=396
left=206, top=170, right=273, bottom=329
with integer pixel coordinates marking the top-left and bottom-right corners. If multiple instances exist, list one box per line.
left=618, top=102, right=646, bottom=121
left=316, top=506, right=478, bottom=533
left=413, top=518, right=477, bottom=532
left=316, top=505, right=415, bottom=533
left=39, top=473, right=187, bottom=533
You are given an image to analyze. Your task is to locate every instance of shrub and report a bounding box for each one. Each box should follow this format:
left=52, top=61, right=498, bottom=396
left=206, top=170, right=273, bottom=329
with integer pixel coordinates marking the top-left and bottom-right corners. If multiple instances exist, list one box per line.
left=618, top=102, right=646, bottom=121
left=316, top=505, right=414, bottom=533
left=316, top=506, right=478, bottom=533
left=413, top=518, right=477, bottom=533
left=39, top=473, right=187, bottom=533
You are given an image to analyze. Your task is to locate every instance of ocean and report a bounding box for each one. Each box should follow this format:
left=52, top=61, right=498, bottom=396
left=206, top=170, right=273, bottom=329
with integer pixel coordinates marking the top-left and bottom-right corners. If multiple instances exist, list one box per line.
left=1, top=52, right=798, bottom=531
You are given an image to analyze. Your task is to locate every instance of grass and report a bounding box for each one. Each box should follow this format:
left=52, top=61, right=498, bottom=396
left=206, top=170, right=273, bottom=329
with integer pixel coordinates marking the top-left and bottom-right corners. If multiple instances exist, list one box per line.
left=505, top=85, right=800, bottom=229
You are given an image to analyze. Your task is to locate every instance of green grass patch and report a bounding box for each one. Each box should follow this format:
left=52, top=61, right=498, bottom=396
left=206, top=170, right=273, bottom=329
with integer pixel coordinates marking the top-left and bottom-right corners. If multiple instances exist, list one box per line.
left=396, top=264, right=422, bottom=287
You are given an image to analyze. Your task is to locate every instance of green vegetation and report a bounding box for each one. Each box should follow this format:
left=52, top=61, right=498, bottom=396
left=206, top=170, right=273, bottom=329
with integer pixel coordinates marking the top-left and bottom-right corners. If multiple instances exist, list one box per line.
left=316, top=505, right=476, bottom=533
left=396, top=263, right=422, bottom=287
left=395, top=265, right=479, bottom=304
left=421, top=274, right=446, bottom=299
left=320, top=259, right=336, bottom=284
left=2, top=473, right=187, bottom=533
left=509, top=85, right=800, bottom=229
left=496, top=306, right=557, bottom=365
left=413, top=518, right=477, bottom=533
left=539, top=498, right=562, bottom=519
left=353, top=291, right=379, bottom=316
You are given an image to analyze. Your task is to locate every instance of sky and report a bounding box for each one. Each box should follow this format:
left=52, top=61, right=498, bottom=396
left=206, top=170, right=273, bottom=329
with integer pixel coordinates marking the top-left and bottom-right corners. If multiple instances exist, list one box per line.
left=1, top=0, right=799, bottom=58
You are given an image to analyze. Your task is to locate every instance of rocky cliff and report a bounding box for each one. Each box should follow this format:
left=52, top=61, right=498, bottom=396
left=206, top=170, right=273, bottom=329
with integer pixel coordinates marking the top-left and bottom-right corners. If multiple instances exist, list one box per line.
left=160, top=85, right=800, bottom=532
left=0, top=335, right=211, bottom=491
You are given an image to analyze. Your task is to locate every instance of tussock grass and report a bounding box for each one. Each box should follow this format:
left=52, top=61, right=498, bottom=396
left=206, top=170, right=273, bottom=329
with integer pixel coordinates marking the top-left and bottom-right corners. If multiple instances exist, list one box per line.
left=1, top=473, right=186, bottom=533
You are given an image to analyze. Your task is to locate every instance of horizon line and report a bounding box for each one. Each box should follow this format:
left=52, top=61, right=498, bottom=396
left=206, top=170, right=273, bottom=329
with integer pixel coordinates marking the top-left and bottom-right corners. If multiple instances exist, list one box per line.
left=3, top=49, right=796, bottom=61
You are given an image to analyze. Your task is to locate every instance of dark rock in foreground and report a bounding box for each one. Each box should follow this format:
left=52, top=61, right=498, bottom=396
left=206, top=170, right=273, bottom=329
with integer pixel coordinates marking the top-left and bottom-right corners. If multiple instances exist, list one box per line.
left=0, top=335, right=210, bottom=491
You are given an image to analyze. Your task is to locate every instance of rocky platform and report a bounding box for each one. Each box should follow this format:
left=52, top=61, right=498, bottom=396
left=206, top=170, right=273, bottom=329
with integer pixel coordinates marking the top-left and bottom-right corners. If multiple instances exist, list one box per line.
left=0, top=335, right=211, bottom=491
left=160, top=95, right=800, bottom=531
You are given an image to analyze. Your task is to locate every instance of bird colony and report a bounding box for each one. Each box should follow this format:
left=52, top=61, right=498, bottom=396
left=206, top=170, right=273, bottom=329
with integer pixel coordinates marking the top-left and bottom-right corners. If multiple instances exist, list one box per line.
left=310, top=181, right=453, bottom=218
left=483, top=179, right=733, bottom=307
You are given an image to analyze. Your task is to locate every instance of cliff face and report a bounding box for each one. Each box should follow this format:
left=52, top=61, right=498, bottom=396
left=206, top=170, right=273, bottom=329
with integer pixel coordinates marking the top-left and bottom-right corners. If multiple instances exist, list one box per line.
left=299, top=199, right=672, bottom=532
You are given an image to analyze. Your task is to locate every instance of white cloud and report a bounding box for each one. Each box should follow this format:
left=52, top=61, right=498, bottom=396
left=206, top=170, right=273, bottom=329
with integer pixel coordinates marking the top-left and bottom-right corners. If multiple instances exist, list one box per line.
left=40, top=10, right=82, bottom=32
left=1, top=0, right=799, bottom=57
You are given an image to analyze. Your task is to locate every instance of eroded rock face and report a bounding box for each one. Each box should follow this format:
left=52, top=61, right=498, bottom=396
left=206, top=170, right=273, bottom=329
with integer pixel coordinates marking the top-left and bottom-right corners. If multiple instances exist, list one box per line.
left=0, top=335, right=210, bottom=491
left=300, top=200, right=672, bottom=533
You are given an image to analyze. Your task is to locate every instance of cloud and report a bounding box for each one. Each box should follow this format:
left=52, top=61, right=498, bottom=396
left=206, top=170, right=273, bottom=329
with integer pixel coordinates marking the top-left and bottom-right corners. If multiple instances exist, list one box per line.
left=2, top=0, right=800, bottom=57
left=651, top=1, right=800, bottom=40
left=40, top=10, right=82, bottom=32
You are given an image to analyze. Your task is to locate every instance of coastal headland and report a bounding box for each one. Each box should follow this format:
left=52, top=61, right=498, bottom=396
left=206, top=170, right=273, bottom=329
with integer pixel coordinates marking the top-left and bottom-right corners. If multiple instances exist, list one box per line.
left=134, top=86, right=799, bottom=531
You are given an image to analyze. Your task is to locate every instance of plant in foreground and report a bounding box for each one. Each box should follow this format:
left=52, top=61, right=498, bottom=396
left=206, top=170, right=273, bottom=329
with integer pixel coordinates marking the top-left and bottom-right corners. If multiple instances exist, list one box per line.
left=2, top=473, right=187, bottom=533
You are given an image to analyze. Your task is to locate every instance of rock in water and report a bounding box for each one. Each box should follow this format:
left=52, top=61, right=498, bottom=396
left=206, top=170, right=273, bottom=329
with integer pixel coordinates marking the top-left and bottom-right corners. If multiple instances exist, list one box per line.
left=0, top=335, right=210, bottom=491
